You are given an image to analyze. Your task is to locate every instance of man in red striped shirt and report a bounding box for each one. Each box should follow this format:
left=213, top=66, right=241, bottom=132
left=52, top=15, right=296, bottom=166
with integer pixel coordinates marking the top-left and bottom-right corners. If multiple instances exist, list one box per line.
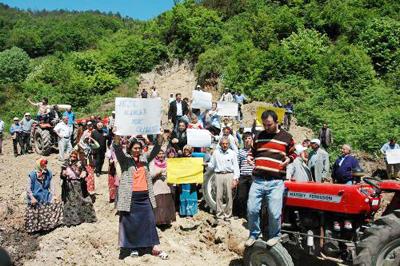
left=245, top=110, right=296, bottom=247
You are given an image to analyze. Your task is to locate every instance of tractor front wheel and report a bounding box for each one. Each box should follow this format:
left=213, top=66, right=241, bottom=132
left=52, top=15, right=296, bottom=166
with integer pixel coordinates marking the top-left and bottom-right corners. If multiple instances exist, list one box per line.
left=244, top=240, right=294, bottom=266
left=33, top=128, right=52, bottom=156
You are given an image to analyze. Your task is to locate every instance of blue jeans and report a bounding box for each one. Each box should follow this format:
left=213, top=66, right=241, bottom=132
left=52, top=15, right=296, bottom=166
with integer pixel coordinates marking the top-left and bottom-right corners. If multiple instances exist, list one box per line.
left=247, top=178, right=285, bottom=239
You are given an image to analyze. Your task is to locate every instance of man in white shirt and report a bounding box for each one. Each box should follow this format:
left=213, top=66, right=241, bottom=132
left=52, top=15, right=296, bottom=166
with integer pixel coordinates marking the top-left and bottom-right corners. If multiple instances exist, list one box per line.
left=208, top=137, right=240, bottom=220
left=54, top=116, right=72, bottom=161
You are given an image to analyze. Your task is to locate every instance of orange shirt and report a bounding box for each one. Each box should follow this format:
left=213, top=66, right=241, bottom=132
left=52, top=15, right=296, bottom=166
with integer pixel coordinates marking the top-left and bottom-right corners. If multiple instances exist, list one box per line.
left=132, top=164, right=148, bottom=192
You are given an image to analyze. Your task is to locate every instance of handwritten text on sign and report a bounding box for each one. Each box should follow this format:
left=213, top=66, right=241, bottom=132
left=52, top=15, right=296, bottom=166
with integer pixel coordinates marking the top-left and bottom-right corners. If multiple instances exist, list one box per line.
left=191, top=90, right=212, bottom=109
left=115, top=97, right=161, bottom=135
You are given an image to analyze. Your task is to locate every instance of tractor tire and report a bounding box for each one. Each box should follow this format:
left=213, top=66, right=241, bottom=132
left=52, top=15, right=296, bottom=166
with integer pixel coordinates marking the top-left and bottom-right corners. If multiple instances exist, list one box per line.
left=33, top=128, right=52, bottom=156
left=354, top=210, right=400, bottom=266
left=244, top=240, right=294, bottom=266
left=203, top=169, right=217, bottom=213
left=202, top=169, right=237, bottom=213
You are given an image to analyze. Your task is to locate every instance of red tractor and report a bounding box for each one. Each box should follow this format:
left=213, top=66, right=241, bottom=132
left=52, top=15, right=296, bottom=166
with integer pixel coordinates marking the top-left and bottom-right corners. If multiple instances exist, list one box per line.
left=242, top=177, right=400, bottom=266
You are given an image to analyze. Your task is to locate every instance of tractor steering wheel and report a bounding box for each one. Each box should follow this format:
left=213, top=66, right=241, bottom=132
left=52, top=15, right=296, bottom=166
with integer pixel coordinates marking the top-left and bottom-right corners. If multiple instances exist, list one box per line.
left=363, top=176, right=382, bottom=195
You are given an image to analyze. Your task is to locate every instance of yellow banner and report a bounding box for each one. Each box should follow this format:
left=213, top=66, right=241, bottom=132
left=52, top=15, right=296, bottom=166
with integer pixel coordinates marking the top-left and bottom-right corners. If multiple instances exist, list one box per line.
left=167, top=158, right=204, bottom=184
left=256, top=106, right=286, bottom=125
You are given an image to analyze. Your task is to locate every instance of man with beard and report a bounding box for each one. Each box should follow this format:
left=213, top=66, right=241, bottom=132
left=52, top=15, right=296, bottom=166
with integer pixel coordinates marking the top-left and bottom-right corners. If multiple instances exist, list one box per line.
left=91, top=122, right=107, bottom=177
left=245, top=110, right=296, bottom=247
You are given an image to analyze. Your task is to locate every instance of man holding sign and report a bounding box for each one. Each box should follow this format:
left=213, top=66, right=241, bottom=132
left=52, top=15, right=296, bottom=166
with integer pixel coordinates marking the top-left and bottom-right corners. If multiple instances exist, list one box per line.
left=381, top=138, right=400, bottom=179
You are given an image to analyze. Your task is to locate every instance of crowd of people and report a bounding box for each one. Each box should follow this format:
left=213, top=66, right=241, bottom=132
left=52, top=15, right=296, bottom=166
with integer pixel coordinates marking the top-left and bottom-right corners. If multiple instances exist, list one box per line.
left=0, top=85, right=399, bottom=262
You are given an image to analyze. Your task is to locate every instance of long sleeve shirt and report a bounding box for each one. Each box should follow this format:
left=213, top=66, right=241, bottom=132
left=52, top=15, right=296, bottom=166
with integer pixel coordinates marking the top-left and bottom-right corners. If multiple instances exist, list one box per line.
left=380, top=142, right=400, bottom=160
left=10, top=123, right=22, bottom=134
left=208, top=147, right=240, bottom=180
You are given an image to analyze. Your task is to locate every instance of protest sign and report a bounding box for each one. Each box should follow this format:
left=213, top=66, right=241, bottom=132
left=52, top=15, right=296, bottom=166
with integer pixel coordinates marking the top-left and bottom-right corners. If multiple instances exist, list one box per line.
left=191, top=90, right=212, bottom=109
left=217, top=101, right=238, bottom=117
left=256, top=106, right=286, bottom=125
left=114, top=97, right=161, bottom=136
left=167, top=158, right=204, bottom=184
left=187, top=128, right=212, bottom=147
left=386, top=149, right=400, bottom=164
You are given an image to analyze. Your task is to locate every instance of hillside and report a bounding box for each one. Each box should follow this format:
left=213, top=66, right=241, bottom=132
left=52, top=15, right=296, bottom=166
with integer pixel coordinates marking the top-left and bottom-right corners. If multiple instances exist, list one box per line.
left=0, top=0, right=399, bottom=152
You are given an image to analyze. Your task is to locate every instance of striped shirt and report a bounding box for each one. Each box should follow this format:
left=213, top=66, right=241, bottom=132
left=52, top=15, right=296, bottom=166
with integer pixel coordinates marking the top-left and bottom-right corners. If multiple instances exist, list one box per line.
left=252, top=129, right=296, bottom=179
left=238, top=147, right=254, bottom=176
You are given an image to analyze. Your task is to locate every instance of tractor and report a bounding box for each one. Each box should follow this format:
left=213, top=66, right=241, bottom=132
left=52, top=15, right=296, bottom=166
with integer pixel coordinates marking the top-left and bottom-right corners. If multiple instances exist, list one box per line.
left=203, top=176, right=400, bottom=265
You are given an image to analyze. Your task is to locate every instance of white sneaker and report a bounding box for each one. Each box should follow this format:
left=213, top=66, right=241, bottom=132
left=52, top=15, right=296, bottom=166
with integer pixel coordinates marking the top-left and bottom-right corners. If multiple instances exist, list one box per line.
left=245, top=237, right=256, bottom=247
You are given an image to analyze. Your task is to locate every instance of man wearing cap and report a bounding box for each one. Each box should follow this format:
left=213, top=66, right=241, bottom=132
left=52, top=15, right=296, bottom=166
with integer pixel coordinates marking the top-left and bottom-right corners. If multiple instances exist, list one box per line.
left=287, top=144, right=312, bottom=182
left=0, top=117, right=4, bottom=155
left=54, top=116, right=72, bottom=161
left=20, top=113, right=34, bottom=154
left=10, top=117, right=22, bottom=157
left=307, top=139, right=330, bottom=183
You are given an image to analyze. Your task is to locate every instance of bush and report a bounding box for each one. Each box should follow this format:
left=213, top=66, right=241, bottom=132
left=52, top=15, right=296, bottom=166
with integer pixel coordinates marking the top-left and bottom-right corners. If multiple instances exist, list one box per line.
left=0, top=47, right=30, bottom=83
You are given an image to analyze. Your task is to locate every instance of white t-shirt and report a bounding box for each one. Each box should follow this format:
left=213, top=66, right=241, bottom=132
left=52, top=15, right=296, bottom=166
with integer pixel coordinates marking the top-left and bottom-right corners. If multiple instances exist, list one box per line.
left=176, top=101, right=183, bottom=116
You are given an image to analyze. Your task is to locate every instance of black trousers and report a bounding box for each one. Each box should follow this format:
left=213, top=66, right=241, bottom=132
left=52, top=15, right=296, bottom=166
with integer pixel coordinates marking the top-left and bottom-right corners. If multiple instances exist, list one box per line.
left=95, top=150, right=106, bottom=174
left=21, top=132, right=31, bottom=154
left=233, top=175, right=253, bottom=219
left=12, top=135, right=23, bottom=155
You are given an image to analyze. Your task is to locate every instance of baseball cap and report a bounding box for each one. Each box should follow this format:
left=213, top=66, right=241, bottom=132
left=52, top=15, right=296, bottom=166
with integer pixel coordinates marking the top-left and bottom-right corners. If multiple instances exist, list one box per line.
left=310, top=139, right=321, bottom=146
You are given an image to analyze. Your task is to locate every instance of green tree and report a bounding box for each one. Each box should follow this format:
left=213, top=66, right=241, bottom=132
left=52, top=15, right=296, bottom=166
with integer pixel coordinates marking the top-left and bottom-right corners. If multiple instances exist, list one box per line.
left=0, top=47, right=30, bottom=83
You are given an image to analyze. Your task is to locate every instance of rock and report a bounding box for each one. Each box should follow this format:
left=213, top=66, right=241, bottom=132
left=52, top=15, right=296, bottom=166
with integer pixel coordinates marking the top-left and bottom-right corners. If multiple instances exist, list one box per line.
left=0, top=202, right=10, bottom=221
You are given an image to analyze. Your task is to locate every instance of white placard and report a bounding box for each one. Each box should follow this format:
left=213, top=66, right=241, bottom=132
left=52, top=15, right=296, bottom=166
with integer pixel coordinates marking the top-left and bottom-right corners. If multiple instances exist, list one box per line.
left=191, top=90, right=212, bottom=109
left=115, top=97, right=161, bottom=136
left=386, top=149, right=400, bottom=164
left=217, top=101, right=238, bottom=117
left=187, top=128, right=212, bottom=147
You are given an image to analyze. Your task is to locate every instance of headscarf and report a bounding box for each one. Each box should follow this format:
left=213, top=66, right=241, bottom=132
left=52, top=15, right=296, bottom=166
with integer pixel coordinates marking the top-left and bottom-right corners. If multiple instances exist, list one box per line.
left=183, top=145, right=193, bottom=157
left=154, top=150, right=167, bottom=169
left=35, top=158, right=48, bottom=179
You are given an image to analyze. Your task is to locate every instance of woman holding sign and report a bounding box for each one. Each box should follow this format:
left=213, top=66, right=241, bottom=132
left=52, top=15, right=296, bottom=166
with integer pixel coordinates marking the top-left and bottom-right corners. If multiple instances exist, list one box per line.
left=113, top=133, right=169, bottom=260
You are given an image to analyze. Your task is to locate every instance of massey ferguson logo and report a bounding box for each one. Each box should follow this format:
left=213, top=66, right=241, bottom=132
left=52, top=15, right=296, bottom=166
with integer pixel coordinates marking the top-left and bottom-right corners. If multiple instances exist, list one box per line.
left=287, top=191, right=342, bottom=203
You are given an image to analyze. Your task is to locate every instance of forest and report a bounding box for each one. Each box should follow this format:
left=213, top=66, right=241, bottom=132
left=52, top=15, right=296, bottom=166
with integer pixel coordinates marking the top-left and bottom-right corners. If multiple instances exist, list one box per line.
left=0, top=0, right=399, bottom=153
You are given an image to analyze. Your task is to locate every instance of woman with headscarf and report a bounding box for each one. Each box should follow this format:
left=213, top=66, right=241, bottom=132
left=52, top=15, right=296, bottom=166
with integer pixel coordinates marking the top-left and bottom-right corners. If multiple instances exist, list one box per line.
left=113, top=134, right=169, bottom=260
left=149, top=149, right=176, bottom=226
left=179, top=145, right=198, bottom=218
left=25, top=158, right=63, bottom=233
left=76, top=132, right=99, bottom=194
left=61, top=151, right=97, bottom=226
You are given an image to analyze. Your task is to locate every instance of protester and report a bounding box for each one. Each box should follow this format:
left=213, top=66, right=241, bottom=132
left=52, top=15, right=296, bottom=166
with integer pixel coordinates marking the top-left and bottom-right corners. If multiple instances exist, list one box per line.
left=113, top=134, right=168, bottom=260
left=150, top=86, right=159, bottom=98
left=0, top=117, right=4, bottom=155
left=234, top=92, right=245, bottom=121
left=283, top=100, right=294, bottom=130
left=204, top=102, right=220, bottom=135
left=208, top=138, right=239, bottom=220
left=179, top=145, right=199, bottom=218
left=168, top=93, right=175, bottom=104
left=168, top=93, right=189, bottom=128
left=302, top=139, right=311, bottom=148
left=380, top=138, right=400, bottom=179
left=77, top=134, right=99, bottom=194
left=246, top=110, right=296, bottom=247
left=107, top=111, right=116, bottom=147
left=188, top=114, right=203, bottom=129
left=63, top=106, right=75, bottom=129
left=171, top=120, right=188, bottom=155
left=20, top=113, right=34, bottom=154
left=332, top=144, right=361, bottom=184
left=235, top=132, right=254, bottom=218
left=10, top=117, right=22, bottom=157
left=141, top=88, right=148, bottom=98
left=318, top=123, right=333, bottom=150
left=150, top=149, right=176, bottom=226
left=218, top=126, right=238, bottom=153
left=25, top=158, right=63, bottom=233
left=91, top=122, right=107, bottom=177
left=307, top=139, right=330, bottom=182
left=106, top=144, right=119, bottom=203
left=49, top=104, right=61, bottom=124
left=220, top=89, right=234, bottom=102
left=28, top=97, right=50, bottom=119
left=287, top=144, right=312, bottom=182
left=54, top=116, right=72, bottom=161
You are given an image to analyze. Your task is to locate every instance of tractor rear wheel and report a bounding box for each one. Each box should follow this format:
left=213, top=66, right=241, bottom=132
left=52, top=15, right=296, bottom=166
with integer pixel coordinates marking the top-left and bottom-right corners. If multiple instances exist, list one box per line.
left=354, top=210, right=400, bottom=266
left=34, top=128, right=52, bottom=156
left=244, top=240, right=294, bottom=266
